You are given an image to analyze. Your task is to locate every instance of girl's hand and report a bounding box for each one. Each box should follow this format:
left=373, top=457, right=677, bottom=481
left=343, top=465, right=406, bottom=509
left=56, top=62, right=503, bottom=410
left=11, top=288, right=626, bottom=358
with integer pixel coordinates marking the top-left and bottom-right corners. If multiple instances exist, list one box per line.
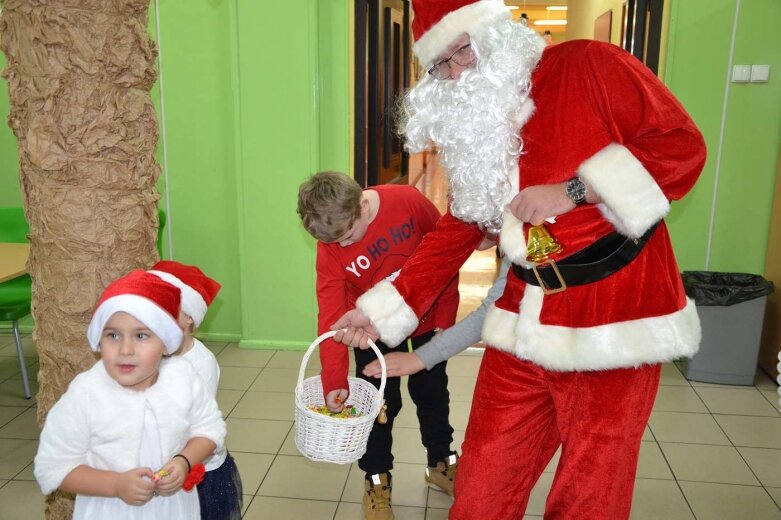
left=363, top=351, right=425, bottom=378
left=154, top=456, right=189, bottom=496
left=326, top=388, right=349, bottom=412
left=115, top=467, right=155, bottom=505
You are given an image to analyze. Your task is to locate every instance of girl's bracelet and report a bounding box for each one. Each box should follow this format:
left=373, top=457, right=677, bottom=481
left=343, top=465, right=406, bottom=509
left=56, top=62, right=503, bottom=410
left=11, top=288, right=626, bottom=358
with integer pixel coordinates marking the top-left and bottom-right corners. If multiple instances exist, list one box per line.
left=173, top=453, right=191, bottom=473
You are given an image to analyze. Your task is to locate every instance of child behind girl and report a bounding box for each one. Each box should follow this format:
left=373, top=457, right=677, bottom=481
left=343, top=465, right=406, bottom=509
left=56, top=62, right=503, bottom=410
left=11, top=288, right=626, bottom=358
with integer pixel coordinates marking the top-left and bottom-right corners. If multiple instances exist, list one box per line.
left=149, top=260, right=243, bottom=520
left=34, top=270, right=226, bottom=519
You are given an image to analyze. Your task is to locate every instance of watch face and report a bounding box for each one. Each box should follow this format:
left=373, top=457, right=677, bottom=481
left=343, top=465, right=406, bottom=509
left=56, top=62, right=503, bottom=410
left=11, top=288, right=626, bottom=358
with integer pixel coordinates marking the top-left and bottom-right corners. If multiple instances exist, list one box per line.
left=567, top=178, right=586, bottom=203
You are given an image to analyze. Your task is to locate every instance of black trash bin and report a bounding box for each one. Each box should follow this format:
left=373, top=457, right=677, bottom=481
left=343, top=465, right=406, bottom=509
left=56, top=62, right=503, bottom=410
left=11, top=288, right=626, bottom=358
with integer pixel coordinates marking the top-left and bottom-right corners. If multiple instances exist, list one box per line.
left=682, top=271, right=774, bottom=385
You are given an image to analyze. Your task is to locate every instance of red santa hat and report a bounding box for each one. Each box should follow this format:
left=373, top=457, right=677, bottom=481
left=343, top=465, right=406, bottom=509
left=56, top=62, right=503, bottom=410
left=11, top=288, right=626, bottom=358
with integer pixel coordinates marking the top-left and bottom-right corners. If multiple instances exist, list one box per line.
left=411, top=0, right=511, bottom=67
left=147, top=260, right=221, bottom=328
left=87, top=270, right=183, bottom=354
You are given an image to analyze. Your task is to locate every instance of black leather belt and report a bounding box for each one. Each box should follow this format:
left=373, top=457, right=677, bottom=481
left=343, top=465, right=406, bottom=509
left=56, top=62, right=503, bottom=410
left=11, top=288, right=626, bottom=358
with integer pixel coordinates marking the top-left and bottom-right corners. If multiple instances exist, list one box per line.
left=512, top=223, right=659, bottom=294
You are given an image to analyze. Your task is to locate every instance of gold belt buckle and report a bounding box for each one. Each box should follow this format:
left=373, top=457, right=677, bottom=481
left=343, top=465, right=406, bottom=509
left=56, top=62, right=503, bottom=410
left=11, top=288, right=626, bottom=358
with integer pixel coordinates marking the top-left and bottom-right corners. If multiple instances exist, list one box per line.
left=531, top=259, right=567, bottom=295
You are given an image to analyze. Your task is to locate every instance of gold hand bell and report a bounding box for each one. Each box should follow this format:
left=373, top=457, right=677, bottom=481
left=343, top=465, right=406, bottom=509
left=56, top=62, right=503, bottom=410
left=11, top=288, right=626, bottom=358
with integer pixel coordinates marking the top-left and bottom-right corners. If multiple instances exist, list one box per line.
left=526, top=223, right=563, bottom=263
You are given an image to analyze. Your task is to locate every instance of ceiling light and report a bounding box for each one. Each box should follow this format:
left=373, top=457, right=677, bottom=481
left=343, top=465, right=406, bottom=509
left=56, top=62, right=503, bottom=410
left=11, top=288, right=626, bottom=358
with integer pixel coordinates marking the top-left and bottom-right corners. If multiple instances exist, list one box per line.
left=534, top=19, right=567, bottom=26
left=547, top=6, right=568, bottom=11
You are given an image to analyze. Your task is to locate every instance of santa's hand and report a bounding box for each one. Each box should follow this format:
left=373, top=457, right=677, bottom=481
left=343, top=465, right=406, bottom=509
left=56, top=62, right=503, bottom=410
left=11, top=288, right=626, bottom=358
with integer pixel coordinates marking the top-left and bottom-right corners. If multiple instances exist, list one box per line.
left=325, top=388, right=349, bottom=412
left=331, top=310, right=379, bottom=349
left=509, top=183, right=574, bottom=225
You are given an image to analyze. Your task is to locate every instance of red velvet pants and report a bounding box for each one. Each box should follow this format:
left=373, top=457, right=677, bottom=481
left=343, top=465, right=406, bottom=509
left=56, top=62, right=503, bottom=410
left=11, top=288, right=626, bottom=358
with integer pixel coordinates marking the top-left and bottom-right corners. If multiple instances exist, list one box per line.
left=450, top=348, right=660, bottom=520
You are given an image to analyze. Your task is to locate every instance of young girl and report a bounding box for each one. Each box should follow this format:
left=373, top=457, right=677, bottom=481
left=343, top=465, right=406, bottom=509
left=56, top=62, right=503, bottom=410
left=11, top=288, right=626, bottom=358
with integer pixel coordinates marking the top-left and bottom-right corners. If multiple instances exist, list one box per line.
left=34, top=270, right=226, bottom=519
left=149, top=260, right=243, bottom=520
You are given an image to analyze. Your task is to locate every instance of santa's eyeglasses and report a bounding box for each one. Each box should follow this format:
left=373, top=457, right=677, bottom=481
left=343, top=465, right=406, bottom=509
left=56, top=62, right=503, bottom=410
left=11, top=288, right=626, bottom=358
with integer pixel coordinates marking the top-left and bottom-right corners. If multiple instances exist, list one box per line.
left=427, top=44, right=476, bottom=80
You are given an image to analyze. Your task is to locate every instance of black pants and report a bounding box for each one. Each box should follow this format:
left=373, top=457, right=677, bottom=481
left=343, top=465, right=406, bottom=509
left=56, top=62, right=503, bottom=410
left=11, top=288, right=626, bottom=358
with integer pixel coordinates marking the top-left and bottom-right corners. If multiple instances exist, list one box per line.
left=354, top=330, right=454, bottom=475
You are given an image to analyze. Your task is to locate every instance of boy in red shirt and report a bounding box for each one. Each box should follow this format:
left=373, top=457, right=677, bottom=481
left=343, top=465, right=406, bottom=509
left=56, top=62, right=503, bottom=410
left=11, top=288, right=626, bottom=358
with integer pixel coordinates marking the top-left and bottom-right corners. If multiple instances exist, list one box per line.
left=297, top=171, right=460, bottom=520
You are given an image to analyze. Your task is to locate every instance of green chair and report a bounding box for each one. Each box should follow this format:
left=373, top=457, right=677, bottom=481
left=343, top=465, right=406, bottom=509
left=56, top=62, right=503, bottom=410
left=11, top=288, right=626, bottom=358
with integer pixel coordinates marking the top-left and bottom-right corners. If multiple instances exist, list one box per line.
left=0, top=207, right=32, bottom=399
left=0, top=207, right=166, bottom=400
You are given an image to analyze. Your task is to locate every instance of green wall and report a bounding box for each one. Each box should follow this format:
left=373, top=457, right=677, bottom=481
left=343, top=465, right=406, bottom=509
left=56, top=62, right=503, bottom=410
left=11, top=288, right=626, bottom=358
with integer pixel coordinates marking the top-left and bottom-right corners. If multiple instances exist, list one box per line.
left=665, top=0, right=781, bottom=273
left=0, top=53, right=20, bottom=207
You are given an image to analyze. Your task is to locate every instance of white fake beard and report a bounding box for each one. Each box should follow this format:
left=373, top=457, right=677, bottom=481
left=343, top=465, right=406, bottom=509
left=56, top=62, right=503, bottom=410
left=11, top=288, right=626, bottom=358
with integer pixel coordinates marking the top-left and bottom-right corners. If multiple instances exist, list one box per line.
left=401, top=19, right=545, bottom=233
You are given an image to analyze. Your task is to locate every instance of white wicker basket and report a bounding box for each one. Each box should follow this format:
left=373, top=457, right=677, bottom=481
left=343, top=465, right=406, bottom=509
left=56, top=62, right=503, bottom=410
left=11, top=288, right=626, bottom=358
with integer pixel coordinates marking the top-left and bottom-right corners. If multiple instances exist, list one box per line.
left=294, top=330, right=387, bottom=464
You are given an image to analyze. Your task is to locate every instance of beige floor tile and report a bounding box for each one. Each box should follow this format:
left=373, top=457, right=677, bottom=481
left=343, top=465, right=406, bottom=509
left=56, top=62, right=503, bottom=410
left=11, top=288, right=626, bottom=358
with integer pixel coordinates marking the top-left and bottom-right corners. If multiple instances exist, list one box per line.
left=241, top=494, right=252, bottom=516
left=525, top=471, right=554, bottom=516
left=660, top=442, right=759, bottom=485
left=217, top=366, right=262, bottom=391
left=737, top=447, right=781, bottom=487
left=277, top=426, right=301, bottom=457
left=0, top=438, right=37, bottom=479
left=445, top=353, right=483, bottom=378
left=0, top=335, right=37, bottom=359
left=630, top=479, right=694, bottom=520
left=341, top=462, right=429, bottom=508
left=216, top=389, right=244, bottom=416
left=636, top=441, right=674, bottom=480
left=0, top=480, right=44, bottom=519
left=660, top=363, right=691, bottom=386
left=694, top=386, right=780, bottom=416
left=679, top=481, right=781, bottom=520
left=243, top=495, right=338, bottom=519
left=767, top=487, right=781, bottom=509
left=447, top=375, right=477, bottom=402
left=648, top=411, right=731, bottom=445
left=229, top=391, right=295, bottom=421
left=642, top=425, right=655, bottom=441
left=0, top=407, right=40, bottom=440
left=266, top=350, right=321, bottom=370
left=216, top=344, right=274, bottom=368
left=426, top=483, right=454, bottom=509
left=0, top=378, right=38, bottom=406
left=390, top=427, right=428, bottom=465
left=653, top=386, right=708, bottom=413
left=225, top=418, right=291, bottom=454
left=335, top=500, right=428, bottom=520
left=425, top=506, right=450, bottom=519
left=201, top=341, right=228, bottom=356
left=14, top=461, right=34, bottom=481
left=258, top=454, right=349, bottom=501
left=755, top=370, right=779, bottom=390
left=760, top=389, right=780, bottom=410
left=0, top=406, right=26, bottom=429
left=230, top=452, right=274, bottom=495
left=249, top=367, right=318, bottom=393
left=0, top=356, right=38, bottom=382
left=543, top=447, right=562, bottom=474
left=715, top=415, right=781, bottom=449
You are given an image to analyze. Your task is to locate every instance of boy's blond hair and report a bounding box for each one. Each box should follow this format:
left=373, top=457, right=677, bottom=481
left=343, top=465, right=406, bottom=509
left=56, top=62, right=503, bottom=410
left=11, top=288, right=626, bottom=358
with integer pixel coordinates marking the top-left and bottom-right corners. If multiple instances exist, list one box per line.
left=297, top=172, right=363, bottom=243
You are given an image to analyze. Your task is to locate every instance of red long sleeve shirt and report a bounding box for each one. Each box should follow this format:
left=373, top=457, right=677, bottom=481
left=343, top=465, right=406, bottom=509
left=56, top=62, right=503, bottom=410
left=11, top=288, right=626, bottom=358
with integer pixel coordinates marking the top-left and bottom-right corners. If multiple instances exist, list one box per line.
left=315, top=184, right=460, bottom=395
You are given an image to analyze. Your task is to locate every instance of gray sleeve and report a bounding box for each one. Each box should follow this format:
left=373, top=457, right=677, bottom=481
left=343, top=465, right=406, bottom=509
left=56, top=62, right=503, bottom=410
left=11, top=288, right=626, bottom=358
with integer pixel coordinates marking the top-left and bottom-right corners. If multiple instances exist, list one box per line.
left=415, top=257, right=511, bottom=370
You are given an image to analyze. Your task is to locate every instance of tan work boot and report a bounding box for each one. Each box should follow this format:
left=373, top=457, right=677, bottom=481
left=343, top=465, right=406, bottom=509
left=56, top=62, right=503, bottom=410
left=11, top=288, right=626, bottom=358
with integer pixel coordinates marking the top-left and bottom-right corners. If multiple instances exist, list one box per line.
left=425, top=453, right=458, bottom=498
left=363, top=473, right=394, bottom=520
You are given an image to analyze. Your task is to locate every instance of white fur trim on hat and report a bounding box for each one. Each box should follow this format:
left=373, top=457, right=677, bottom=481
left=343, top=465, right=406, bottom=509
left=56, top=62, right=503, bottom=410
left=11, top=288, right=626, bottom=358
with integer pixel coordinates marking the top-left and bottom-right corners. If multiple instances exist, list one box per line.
left=578, top=143, right=670, bottom=239
left=413, top=0, right=512, bottom=67
left=87, top=294, right=184, bottom=354
left=487, top=286, right=701, bottom=371
left=356, top=280, right=419, bottom=348
left=148, top=270, right=208, bottom=327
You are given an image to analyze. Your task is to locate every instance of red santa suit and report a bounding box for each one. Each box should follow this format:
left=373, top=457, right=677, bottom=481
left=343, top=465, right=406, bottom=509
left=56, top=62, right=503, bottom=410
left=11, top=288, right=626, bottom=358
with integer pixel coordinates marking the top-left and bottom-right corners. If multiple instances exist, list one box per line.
left=353, top=1, right=707, bottom=518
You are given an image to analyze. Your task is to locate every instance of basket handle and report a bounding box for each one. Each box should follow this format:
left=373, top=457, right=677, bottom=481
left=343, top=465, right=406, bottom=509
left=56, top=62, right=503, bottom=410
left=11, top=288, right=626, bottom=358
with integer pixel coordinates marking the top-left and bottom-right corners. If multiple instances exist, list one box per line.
left=298, top=330, right=387, bottom=400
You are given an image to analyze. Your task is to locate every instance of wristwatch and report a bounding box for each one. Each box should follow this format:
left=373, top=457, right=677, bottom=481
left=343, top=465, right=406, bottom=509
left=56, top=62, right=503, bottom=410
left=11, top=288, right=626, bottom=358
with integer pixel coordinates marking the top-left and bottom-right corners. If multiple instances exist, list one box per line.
left=565, top=177, right=587, bottom=205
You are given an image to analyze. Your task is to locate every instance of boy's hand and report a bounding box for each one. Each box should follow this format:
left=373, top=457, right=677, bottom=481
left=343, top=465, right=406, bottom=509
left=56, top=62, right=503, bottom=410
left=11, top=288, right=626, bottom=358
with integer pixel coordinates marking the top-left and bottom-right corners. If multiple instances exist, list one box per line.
left=325, top=388, right=349, bottom=412
left=154, top=456, right=189, bottom=496
left=115, top=467, right=155, bottom=505
left=363, top=352, right=425, bottom=378
left=332, top=310, right=379, bottom=349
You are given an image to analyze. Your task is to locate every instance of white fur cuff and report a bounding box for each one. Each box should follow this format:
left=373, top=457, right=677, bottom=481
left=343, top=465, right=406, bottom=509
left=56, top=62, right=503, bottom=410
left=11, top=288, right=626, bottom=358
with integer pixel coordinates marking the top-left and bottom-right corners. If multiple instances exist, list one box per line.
left=413, top=0, right=511, bottom=67
left=356, top=280, right=419, bottom=348
left=578, top=143, right=670, bottom=238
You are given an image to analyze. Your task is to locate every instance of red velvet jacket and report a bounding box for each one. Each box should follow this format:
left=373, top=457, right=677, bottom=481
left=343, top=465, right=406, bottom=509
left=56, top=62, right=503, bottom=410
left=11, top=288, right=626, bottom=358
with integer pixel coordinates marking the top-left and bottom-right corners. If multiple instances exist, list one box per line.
left=356, top=40, right=706, bottom=372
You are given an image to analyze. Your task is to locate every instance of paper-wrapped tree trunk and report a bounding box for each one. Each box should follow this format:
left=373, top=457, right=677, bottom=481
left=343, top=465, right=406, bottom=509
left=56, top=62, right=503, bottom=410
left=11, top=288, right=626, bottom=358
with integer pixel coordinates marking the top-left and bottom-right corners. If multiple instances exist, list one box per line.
left=0, top=1, right=161, bottom=517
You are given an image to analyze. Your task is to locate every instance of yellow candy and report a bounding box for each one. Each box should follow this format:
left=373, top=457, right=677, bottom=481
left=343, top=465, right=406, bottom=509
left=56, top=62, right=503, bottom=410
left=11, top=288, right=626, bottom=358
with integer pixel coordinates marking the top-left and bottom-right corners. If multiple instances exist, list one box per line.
left=309, top=405, right=362, bottom=419
left=153, top=469, right=169, bottom=482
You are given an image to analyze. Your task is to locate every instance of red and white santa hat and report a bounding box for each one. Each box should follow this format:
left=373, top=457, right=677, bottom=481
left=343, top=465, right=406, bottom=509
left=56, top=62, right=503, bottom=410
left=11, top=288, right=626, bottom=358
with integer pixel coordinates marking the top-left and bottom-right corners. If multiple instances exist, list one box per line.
left=411, top=0, right=511, bottom=67
left=147, top=260, right=221, bottom=328
left=87, top=270, right=183, bottom=354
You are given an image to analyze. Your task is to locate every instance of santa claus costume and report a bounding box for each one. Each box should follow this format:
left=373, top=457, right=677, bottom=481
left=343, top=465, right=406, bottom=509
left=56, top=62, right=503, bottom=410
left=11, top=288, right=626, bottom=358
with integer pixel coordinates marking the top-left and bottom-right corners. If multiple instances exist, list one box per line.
left=353, top=0, right=707, bottom=518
